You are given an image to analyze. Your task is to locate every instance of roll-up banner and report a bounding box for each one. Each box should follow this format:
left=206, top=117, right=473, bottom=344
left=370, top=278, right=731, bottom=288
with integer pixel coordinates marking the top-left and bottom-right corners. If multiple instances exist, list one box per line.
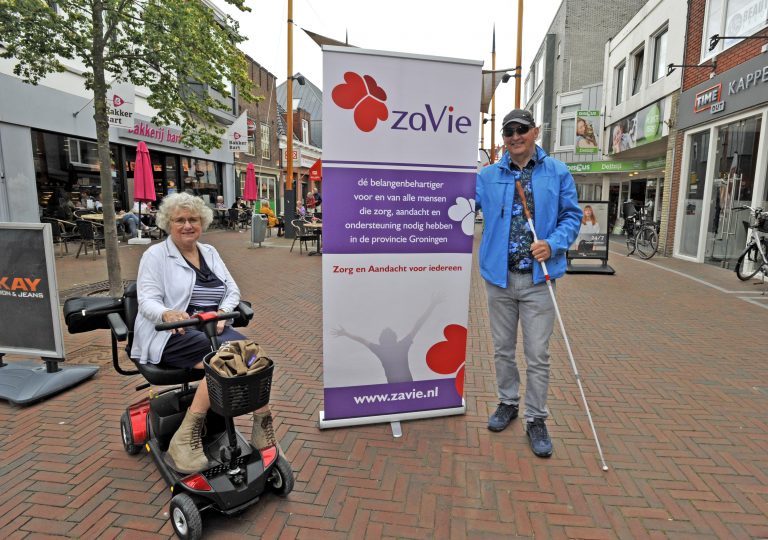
left=319, top=46, right=481, bottom=428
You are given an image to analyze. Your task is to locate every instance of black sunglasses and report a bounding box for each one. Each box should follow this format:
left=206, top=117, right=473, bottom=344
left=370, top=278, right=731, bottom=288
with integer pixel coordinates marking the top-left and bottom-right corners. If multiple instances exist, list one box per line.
left=502, top=124, right=532, bottom=137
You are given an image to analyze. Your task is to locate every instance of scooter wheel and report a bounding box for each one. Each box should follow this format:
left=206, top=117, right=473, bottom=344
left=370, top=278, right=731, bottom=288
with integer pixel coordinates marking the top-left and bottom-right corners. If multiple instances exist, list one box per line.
left=169, top=493, right=202, bottom=540
left=268, top=454, right=295, bottom=496
left=120, top=412, right=142, bottom=455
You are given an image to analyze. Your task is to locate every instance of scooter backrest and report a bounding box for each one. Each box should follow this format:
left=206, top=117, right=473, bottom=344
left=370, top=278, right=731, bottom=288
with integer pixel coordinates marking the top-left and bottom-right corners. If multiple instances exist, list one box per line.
left=124, top=282, right=139, bottom=332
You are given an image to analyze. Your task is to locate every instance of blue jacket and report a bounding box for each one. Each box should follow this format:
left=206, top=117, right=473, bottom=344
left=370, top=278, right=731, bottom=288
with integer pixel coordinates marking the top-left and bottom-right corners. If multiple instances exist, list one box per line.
left=476, top=146, right=582, bottom=287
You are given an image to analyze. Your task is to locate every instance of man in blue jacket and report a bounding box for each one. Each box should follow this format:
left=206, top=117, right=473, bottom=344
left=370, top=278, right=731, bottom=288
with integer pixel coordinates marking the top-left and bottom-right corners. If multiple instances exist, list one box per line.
left=476, top=109, right=582, bottom=457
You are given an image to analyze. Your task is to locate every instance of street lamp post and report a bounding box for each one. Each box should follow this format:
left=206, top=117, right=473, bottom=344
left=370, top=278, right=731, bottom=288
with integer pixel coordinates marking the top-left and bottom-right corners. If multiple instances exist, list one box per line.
left=284, top=0, right=296, bottom=239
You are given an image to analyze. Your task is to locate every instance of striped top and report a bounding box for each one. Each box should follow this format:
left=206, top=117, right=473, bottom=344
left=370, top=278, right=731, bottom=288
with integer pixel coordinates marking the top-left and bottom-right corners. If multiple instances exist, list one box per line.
left=183, top=249, right=226, bottom=314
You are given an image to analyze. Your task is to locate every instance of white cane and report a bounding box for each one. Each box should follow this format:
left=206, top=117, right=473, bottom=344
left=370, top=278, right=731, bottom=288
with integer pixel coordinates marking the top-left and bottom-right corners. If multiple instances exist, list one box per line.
left=515, top=180, right=609, bottom=471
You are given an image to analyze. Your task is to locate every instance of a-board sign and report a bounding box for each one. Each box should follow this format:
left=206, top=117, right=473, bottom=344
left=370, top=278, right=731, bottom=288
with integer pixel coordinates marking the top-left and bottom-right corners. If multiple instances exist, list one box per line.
left=0, top=223, right=65, bottom=358
left=568, top=201, right=610, bottom=260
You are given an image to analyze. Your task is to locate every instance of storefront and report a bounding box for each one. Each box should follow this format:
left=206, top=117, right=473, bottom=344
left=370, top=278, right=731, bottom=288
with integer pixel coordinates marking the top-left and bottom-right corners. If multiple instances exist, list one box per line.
left=675, top=54, right=768, bottom=268
left=0, top=73, right=235, bottom=223
left=567, top=158, right=666, bottom=231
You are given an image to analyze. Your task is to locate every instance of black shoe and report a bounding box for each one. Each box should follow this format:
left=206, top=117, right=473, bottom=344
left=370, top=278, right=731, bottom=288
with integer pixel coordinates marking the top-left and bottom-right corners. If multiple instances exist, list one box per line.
left=488, top=403, right=519, bottom=432
left=526, top=418, right=553, bottom=457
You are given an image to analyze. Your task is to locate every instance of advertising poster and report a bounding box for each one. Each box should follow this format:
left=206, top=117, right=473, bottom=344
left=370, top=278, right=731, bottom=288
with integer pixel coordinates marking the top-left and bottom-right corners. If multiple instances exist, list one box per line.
left=575, top=111, right=600, bottom=154
left=227, top=112, right=248, bottom=152
left=609, top=99, right=666, bottom=154
left=0, top=224, right=64, bottom=357
left=568, top=201, right=609, bottom=259
left=321, top=46, right=481, bottom=425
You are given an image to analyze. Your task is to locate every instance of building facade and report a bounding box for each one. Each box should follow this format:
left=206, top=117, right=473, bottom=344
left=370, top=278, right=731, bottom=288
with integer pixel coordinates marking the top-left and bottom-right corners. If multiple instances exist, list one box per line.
left=522, top=0, right=652, bottom=228
left=602, top=0, right=687, bottom=240
left=670, top=0, right=768, bottom=266
left=235, top=56, right=281, bottom=214
left=276, top=74, right=323, bottom=214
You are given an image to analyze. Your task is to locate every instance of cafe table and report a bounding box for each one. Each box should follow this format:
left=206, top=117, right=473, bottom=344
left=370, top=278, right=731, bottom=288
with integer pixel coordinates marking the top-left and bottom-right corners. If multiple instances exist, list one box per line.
left=304, top=221, right=322, bottom=256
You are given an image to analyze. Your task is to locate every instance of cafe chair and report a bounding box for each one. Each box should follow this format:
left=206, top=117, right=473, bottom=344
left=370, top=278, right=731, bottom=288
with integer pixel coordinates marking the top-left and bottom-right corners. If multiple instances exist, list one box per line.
left=42, top=217, right=76, bottom=256
left=227, top=208, right=241, bottom=231
left=75, top=219, right=105, bottom=258
left=290, top=219, right=317, bottom=254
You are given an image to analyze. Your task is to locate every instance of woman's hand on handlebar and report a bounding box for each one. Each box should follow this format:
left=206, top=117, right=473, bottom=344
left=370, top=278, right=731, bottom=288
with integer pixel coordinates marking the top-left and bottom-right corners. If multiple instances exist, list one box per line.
left=162, top=310, right=191, bottom=334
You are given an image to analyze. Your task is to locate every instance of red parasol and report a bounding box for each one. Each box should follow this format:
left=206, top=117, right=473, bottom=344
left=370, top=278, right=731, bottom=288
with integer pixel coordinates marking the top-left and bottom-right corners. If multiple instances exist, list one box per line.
left=133, top=141, right=156, bottom=233
left=243, top=162, right=257, bottom=202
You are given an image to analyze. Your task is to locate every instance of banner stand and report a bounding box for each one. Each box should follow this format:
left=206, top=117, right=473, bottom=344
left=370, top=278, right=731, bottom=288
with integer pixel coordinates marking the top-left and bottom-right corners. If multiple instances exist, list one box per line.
left=319, top=401, right=466, bottom=434
left=0, top=357, right=98, bottom=405
left=0, top=223, right=99, bottom=405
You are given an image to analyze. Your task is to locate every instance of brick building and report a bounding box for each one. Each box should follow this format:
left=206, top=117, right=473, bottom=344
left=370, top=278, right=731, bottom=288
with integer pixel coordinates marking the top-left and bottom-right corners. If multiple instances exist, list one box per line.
left=669, top=0, right=768, bottom=265
left=235, top=55, right=281, bottom=213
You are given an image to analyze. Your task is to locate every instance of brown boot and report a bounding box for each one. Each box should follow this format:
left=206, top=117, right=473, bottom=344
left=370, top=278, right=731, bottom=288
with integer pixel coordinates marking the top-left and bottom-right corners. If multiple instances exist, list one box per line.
left=164, top=410, right=210, bottom=474
left=251, top=410, right=280, bottom=452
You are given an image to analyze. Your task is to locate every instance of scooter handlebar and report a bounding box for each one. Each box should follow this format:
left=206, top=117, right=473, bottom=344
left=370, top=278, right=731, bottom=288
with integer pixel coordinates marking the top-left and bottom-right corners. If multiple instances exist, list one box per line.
left=155, top=311, right=239, bottom=332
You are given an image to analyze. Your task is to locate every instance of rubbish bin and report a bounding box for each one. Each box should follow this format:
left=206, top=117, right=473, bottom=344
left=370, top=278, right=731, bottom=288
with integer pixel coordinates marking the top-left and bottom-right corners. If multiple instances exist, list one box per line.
left=251, top=214, right=268, bottom=246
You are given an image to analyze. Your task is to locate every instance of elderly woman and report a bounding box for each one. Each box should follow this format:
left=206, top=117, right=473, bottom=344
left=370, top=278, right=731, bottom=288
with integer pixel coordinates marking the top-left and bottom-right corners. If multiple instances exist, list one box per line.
left=131, top=192, right=277, bottom=474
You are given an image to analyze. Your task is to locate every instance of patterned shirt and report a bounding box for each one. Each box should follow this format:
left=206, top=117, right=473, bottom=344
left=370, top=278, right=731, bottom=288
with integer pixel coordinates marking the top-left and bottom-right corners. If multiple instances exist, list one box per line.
left=183, top=250, right=226, bottom=314
left=508, top=159, right=536, bottom=273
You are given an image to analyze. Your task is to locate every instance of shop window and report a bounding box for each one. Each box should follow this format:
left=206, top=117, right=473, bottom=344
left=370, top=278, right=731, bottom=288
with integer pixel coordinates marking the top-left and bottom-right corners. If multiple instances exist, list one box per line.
left=631, top=47, right=644, bottom=96
left=703, top=0, right=768, bottom=60
left=651, top=26, right=668, bottom=83
left=33, top=130, right=121, bottom=217
left=180, top=156, right=222, bottom=205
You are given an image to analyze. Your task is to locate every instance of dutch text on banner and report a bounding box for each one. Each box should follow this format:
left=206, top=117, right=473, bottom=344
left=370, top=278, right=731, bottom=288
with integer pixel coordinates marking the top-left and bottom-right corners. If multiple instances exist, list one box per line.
left=106, top=83, right=135, bottom=129
left=227, top=112, right=248, bottom=152
left=320, top=46, right=481, bottom=426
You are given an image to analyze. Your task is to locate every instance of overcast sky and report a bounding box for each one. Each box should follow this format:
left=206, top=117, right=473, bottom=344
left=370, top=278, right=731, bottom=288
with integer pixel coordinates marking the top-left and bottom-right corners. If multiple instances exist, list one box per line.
left=217, top=0, right=562, bottom=145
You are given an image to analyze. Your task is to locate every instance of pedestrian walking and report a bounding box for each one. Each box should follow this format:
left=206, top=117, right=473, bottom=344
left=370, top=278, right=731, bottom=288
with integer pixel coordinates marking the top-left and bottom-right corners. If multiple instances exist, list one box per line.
left=475, top=108, right=582, bottom=457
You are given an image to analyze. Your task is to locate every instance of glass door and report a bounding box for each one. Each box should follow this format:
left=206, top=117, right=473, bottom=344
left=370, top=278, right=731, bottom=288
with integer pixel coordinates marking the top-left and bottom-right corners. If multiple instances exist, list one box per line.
left=705, top=115, right=762, bottom=268
left=679, top=130, right=710, bottom=258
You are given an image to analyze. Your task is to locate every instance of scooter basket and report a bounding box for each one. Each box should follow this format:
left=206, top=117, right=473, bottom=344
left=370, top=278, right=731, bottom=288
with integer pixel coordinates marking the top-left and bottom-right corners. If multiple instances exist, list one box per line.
left=757, top=216, right=768, bottom=233
left=203, top=352, right=273, bottom=417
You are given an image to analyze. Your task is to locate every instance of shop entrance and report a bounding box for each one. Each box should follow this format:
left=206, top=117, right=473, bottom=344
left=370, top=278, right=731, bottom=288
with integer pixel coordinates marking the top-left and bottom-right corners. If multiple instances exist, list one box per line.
left=704, top=115, right=762, bottom=269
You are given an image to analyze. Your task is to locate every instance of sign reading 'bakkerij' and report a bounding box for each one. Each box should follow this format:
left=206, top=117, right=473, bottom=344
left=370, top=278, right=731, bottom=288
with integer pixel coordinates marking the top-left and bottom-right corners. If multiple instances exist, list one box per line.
left=320, top=46, right=481, bottom=426
left=0, top=224, right=65, bottom=357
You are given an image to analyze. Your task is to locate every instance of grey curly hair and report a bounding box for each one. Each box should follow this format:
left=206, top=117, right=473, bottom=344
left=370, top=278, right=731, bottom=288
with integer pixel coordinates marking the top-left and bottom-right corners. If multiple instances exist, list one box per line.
left=155, top=192, right=214, bottom=232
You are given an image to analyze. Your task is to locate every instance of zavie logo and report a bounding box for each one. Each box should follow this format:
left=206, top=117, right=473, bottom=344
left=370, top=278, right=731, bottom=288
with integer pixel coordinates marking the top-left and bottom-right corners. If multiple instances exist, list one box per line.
left=332, top=72, right=389, bottom=132
left=331, top=71, right=472, bottom=134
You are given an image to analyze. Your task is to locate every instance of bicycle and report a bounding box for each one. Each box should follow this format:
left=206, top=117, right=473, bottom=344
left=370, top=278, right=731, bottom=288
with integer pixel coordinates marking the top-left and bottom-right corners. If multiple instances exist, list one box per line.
left=733, top=205, right=768, bottom=281
left=622, top=200, right=658, bottom=260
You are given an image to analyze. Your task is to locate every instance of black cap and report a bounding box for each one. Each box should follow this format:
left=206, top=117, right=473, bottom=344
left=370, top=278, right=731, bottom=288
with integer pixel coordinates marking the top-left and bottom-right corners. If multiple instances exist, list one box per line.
left=502, top=108, right=535, bottom=127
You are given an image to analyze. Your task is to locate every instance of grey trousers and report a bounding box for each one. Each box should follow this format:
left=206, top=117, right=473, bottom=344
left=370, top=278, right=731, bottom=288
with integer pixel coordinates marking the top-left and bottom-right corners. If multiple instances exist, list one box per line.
left=485, top=272, right=555, bottom=420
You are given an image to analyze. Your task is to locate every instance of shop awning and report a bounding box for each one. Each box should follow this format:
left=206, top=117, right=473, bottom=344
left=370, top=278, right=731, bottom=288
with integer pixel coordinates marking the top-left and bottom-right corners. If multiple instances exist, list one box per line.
left=309, top=159, right=322, bottom=181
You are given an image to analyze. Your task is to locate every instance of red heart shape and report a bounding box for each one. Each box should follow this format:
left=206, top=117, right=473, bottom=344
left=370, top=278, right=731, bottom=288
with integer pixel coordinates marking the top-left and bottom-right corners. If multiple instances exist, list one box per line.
left=426, top=324, right=467, bottom=374
left=426, top=324, right=467, bottom=397
left=354, top=96, right=389, bottom=133
left=363, top=75, right=387, bottom=101
left=332, top=72, right=366, bottom=110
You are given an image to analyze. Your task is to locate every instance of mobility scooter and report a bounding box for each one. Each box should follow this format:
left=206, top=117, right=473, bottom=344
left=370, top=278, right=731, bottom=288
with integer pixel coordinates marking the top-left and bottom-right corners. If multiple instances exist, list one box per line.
left=64, top=283, right=293, bottom=539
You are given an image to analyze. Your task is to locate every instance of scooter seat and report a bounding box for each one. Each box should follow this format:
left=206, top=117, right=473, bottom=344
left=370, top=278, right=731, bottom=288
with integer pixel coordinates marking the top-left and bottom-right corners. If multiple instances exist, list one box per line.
left=134, top=360, right=205, bottom=386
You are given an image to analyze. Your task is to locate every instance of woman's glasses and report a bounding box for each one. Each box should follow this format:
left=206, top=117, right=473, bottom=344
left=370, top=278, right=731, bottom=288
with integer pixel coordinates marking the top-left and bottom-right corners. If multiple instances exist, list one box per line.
left=502, top=124, right=532, bottom=137
left=172, top=217, right=201, bottom=226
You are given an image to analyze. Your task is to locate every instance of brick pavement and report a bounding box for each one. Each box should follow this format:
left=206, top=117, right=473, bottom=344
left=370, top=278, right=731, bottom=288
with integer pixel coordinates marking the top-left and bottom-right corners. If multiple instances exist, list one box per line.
left=1, top=227, right=767, bottom=539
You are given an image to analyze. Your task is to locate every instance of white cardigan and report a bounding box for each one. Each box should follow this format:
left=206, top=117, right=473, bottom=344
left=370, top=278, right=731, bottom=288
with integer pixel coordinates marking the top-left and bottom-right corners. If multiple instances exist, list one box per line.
left=130, top=238, right=240, bottom=364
